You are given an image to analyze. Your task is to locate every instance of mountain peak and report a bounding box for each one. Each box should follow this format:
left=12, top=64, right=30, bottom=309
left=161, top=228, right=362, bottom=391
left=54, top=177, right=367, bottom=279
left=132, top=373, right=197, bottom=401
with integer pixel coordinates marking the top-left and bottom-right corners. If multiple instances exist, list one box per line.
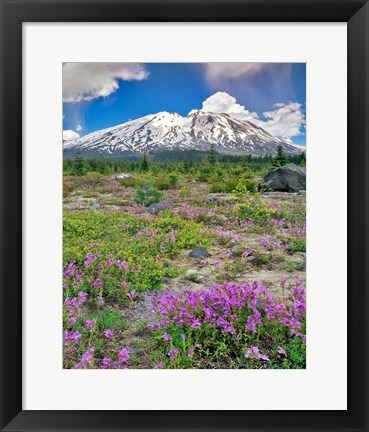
left=63, top=111, right=304, bottom=157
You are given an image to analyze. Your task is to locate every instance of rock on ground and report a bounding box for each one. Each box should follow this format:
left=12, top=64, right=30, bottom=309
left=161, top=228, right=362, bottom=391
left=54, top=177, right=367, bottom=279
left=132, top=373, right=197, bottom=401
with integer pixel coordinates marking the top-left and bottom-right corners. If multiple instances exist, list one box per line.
left=114, top=173, right=136, bottom=179
left=296, top=262, right=306, bottom=272
left=147, top=203, right=165, bottom=213
left=188, top=247, right=210, bottom=259
left=264, top=163, right=306, bottom=192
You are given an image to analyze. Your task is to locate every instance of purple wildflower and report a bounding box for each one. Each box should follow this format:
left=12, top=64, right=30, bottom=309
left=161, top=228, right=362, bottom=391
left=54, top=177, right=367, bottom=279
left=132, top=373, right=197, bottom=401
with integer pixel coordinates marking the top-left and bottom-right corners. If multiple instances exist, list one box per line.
left=118, top=347, right=130, bottom=363
left=187, top=348, right=195, bottom=357
left=85, top=319, right=95, bottom=329
left=167, top=348, right=179, bottom=361
left=278, top=346, right=286, bottom=356
left=163, top=333, right=172, bottom=342
left=69, top=330, right=81, bottom=344
left=81, top=346, right=94, bottom=367
left=102, top=357, right=113, bottom=369
left=245, top=346, right=269, bottom=361
left=127, top=290, right=136, bottom=302
left=104, top=329, right=114, bottom=339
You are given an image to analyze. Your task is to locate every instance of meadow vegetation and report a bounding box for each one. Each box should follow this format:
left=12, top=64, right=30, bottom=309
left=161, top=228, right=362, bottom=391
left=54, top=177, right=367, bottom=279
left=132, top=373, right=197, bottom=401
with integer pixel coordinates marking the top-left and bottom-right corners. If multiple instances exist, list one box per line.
left=63, top=151, right=306, bottom=369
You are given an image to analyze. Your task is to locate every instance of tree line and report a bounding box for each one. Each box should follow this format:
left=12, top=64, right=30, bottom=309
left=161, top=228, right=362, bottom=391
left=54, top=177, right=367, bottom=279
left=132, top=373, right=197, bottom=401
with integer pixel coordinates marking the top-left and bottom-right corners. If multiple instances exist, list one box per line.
left=64, top=146, right=305, bottom=176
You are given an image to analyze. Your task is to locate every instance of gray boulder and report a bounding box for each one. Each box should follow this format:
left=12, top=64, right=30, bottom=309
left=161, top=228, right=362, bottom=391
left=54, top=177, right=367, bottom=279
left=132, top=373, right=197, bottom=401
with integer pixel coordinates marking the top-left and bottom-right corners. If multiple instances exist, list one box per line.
left=264, top=164, right=306, bottom=192
left=114, top=173, right=136, bottom=180
left=161, top=277, right=172, bottom=284
left=147, top=203, right=164, bottom=213
left=296, top=262, right=306, bottom=272
left=188, top=247, right=210, bottom=259
left=206, top=194, right=218, bottom=203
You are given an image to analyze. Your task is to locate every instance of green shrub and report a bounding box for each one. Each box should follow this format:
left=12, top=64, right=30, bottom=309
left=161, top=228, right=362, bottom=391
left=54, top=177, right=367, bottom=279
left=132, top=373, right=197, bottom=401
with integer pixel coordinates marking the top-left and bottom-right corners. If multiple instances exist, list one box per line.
left=237, top=195, right=275, bottom=222
left=73, top=173, right=105, bottom=189
left=197, top=171, right=211, bottom=182
left=210, top=182, right=225, bottom=193
left=196, top=164, right=214, bottom=182
left=118, top=176, right=141, bottom=187
left=210, top=178, right=239, bottom=193
left=154, top=177, right=172, bottom=191
left=286, top=238, right=306, bottom=253
left=244, top=180, right=258, bottom=193
left=63, top=179, right=75, bottom=198
left=168, top=173, right=179, bottom=187
left=135, top=182, right=162, bottom=206
left=100, top=309, right=126, bottom=331
left=234, top=181, right=249, bottom=196
left=233, top=180, right=258, bottom=194
left=83, top=191, right=99, bottom=198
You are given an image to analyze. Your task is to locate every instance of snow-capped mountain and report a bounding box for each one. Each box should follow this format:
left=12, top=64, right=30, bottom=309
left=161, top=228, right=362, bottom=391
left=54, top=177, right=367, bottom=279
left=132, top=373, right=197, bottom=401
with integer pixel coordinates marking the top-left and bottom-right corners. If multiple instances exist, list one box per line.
left=63, top=111, right=305, bottom=157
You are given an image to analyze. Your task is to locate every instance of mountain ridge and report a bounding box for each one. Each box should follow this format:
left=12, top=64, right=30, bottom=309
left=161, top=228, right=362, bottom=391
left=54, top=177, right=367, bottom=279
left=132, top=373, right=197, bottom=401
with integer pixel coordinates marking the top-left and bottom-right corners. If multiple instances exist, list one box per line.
left=63, top=111, right=305, bottom=157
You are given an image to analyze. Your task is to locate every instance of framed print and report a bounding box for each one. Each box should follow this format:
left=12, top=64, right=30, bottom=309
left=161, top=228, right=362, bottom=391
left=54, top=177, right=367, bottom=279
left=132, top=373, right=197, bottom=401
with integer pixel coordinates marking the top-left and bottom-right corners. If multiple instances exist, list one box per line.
left=1, top=1, right=368, bottom=431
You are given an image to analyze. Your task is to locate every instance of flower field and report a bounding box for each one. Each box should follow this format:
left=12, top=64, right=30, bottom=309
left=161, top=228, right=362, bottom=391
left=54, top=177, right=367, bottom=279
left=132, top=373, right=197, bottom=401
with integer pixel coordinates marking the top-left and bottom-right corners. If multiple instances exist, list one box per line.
left=63, top=164, right=306, bottom=369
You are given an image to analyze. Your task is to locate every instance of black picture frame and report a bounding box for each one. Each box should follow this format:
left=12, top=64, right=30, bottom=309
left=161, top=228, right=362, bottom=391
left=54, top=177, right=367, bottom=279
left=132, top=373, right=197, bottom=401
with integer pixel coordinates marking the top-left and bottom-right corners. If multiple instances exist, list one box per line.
left=1, top=1, right=368, bottom=431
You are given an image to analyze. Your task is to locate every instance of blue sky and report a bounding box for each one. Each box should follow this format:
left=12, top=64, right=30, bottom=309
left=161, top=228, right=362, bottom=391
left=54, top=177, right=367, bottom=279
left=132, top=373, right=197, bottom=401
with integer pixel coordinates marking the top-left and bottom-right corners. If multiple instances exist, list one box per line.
left=63, top=63, right=306, bottom=145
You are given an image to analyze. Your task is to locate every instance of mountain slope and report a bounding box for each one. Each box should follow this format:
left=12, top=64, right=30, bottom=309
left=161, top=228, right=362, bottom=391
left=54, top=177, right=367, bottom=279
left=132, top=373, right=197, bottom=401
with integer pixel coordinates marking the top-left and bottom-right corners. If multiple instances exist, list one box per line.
left=63, top=111, right=305, bottom=157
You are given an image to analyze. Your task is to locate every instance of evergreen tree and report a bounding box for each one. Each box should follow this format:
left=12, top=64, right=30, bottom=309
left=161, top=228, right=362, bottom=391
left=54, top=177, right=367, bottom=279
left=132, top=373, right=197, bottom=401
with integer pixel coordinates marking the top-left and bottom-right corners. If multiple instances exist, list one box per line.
left=298, top=151, right=306, bottom=166
left=98, top=156, right=107, bottom=174
left=141, top=152, right=149, bottom=172
left=90, top=158, right=98, bottom=172
left=272, top=145, right=288, bottom=168
left=208, top=143, right=217, bottom=165
left=182, top=155, right=191, bottom=172
left=72, top=150, right=86, bottom=176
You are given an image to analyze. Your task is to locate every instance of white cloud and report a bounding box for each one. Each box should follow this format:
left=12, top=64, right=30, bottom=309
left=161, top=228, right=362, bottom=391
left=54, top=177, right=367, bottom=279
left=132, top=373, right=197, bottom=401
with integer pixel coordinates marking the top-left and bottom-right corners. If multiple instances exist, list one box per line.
left=188, top=109, right=199, bottom=115
left=76, top=124, right=82, bottom=131
left=63, top=130, right=80, bottom=141
left=203, top=64, right=295, bottom=109
left=262, top=102, right=305, bottom=139
left=191, top=92, right=305, bottom=140
left=191, top=92, right=259, bottom=122
left=63, top=63, right=149, bottom=103
left=205, top=63, right=266, bottom=84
